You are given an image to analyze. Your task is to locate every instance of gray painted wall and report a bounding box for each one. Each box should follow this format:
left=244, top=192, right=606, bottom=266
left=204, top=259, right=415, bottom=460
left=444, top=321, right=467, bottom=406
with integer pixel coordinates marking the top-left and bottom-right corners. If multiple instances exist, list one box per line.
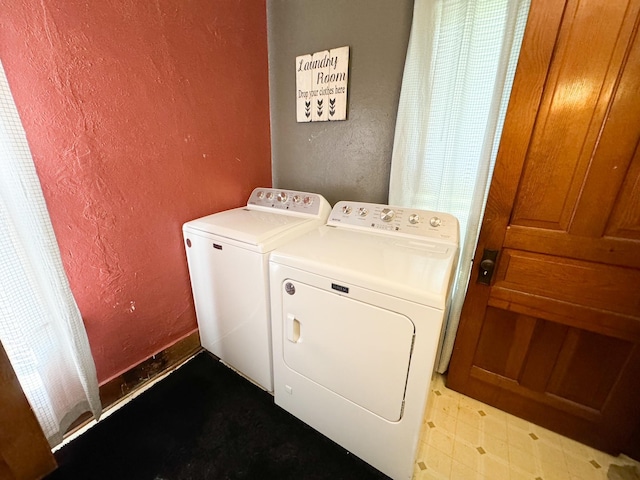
left=267, top=0, right=414, bottom=206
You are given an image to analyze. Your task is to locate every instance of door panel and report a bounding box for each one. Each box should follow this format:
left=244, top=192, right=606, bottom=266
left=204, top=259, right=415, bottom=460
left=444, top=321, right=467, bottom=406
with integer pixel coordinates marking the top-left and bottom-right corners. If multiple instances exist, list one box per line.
left=470, top=312, right=636, bottom=411
left=448, top=0, right=640, bottom=455
left=511, top=0, right=636, bottom=232
left=545, top=330, right=632, bottom=410
left=607, top=147, right=640, bottom=240
left=494, top=249, right=640, bottom=318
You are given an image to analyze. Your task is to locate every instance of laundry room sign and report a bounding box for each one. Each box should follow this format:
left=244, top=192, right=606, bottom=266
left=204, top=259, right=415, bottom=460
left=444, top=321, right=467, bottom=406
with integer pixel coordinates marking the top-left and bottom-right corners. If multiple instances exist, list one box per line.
left=296, top=46, right=349, bottom=122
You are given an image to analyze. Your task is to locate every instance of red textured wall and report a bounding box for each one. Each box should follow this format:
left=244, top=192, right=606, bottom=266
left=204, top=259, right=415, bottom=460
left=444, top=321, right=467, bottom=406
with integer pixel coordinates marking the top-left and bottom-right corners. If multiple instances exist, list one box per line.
left=0, top=0, right=272, bottom=383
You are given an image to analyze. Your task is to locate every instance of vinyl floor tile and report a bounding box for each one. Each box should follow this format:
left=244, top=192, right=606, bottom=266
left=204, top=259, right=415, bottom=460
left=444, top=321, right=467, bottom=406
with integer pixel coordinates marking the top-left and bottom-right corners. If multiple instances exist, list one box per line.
left=413, top=373, right=640, bottom=480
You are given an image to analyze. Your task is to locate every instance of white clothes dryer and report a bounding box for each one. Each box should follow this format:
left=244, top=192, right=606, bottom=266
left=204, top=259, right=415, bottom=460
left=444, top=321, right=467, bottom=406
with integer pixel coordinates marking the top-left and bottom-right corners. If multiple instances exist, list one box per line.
left=269, top=201, right=459, bottom=480
left=182, top=188, right=330, bottom=392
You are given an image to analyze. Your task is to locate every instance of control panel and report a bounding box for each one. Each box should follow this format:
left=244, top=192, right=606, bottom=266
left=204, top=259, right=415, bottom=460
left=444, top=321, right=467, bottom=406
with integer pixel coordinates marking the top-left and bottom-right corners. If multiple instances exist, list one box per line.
left=328, top=201, right=459, bottom=242
left=247, top=188, right=330, bottom=217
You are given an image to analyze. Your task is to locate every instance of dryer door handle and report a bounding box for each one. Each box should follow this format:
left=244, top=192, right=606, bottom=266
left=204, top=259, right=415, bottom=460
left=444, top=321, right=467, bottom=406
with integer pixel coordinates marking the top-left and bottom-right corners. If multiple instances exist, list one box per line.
left=286, top=313, right=301, bottom=343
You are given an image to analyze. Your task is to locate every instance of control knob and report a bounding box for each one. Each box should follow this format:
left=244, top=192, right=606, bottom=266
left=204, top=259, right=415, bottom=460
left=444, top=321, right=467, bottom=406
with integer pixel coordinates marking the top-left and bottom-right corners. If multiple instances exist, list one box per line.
left=408, top=213, right=420, bottom=225
left=266, top=191, right=274, bottom=200
left=358, top=207, right=368, bottom=217
left=342, top=205, right=352, bottom=215
left=429, top=216, right=442, bottom=227
left=380, top=208, right=395, bottom=222
left=277, top=191, right=288, bottom=203
left=257, top=191, right=265, bottom=199
left=303, top=196, right=313, bottom=206
left=292, top=195, right=301, bottom=203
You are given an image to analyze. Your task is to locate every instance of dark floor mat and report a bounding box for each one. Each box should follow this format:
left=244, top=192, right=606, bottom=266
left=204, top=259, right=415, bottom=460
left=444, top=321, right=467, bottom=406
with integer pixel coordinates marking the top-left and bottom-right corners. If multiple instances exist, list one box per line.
left=46, top=352, right=390, bottom=480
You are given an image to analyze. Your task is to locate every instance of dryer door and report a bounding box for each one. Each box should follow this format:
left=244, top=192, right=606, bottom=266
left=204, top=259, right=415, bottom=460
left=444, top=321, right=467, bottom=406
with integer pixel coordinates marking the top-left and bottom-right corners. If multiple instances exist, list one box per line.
left=280, top=280, right=415, bottom=421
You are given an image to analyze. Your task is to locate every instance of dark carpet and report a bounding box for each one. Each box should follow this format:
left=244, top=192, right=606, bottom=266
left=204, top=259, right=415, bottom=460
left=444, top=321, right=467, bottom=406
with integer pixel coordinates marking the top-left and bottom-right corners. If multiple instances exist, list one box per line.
left=46, top=352, right=390, bottom=480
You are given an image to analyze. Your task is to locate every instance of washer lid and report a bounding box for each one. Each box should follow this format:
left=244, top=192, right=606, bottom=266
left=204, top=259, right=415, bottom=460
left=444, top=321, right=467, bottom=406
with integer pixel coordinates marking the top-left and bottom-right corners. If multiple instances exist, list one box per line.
left=269, top=226, right=459, bottom=308
left=183, top=207, right=317, bottom=247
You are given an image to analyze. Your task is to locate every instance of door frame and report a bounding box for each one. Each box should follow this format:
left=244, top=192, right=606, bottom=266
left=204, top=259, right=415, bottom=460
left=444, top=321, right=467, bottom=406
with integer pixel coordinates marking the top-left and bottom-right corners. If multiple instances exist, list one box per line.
left=0, top=341, right=57, bottom=480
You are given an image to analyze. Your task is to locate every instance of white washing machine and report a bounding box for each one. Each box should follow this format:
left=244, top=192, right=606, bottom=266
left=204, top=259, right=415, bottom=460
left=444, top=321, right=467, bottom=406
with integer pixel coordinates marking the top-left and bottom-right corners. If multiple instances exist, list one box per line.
left=269, top=201, right=459, bottom=480
left=182, top=187, right=330, bottom=392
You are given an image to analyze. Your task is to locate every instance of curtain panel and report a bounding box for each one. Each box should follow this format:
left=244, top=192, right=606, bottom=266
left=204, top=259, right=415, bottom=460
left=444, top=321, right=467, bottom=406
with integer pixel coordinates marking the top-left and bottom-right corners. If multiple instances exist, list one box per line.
left=0, top=60, right=101, bottom=447
left=389, top=0, right=530, bottom=372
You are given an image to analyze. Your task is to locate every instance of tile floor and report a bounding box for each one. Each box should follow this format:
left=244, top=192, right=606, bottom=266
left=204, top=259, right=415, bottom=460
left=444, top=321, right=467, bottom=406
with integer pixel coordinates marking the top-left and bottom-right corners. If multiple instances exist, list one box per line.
left=413, top=374, right=640, bottom=480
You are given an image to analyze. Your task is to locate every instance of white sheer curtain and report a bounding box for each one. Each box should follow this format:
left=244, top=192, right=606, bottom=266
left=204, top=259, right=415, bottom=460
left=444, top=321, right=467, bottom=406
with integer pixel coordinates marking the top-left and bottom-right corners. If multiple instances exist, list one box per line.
left=0, top=60, right=101, bottom=447
left=389, top=0, right=530, bottom=373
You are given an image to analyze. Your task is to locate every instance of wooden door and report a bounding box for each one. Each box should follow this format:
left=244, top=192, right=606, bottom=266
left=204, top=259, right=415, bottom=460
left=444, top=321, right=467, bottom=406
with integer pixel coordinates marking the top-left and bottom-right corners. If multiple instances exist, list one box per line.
left=0, top=342, right=57, bottom=479
left=447, top=0, right=640, bottom=455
